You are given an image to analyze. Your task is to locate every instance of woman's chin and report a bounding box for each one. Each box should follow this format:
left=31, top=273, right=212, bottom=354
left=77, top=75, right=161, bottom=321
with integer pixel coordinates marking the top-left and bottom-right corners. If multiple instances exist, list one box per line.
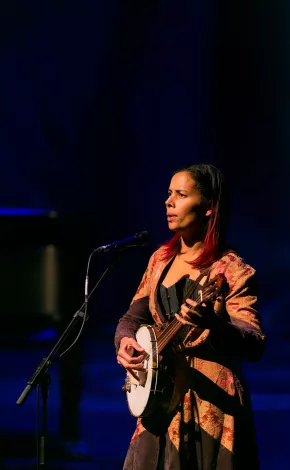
left=168, top=224, right=181, bottom=233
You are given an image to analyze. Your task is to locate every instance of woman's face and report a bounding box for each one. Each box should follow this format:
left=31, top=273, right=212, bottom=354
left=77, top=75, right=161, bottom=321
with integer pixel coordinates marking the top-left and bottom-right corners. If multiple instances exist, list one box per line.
left=165, top=171, right=211, bottom=236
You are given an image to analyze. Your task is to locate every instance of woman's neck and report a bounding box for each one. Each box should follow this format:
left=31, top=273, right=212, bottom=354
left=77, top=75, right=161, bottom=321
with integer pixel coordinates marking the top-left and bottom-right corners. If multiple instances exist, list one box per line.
left=178, top=237, right=204, bottom=260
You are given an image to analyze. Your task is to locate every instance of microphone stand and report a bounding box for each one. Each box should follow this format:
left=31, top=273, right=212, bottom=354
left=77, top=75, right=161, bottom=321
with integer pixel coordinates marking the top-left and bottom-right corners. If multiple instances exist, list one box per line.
left=16, top=251, right=117, bottom=469
left=39, top=371, right=51, bottom=466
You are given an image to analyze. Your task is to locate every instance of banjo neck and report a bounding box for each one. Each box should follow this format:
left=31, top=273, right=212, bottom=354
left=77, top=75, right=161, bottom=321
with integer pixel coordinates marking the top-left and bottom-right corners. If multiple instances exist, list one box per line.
left=156, top=317, right=184, bottom=353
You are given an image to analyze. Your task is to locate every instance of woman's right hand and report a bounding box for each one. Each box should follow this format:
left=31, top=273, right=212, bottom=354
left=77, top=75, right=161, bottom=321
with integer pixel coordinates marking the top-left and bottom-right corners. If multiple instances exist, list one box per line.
left=117, top=336, right=146, bottom=371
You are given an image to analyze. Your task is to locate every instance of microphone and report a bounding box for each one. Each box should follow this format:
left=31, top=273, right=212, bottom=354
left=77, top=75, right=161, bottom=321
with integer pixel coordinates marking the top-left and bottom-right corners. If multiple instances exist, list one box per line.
left=96, top=231, right=150, bottom=253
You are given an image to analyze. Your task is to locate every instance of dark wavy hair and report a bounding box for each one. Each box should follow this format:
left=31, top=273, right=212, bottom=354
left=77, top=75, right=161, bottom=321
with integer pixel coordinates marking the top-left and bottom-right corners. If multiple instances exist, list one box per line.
left=161, top=163, right=230, bottom=268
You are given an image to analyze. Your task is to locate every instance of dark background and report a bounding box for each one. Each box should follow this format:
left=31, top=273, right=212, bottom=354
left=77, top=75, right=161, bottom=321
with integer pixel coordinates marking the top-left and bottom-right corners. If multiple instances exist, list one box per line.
left=0, top=1, right=289, bottom=469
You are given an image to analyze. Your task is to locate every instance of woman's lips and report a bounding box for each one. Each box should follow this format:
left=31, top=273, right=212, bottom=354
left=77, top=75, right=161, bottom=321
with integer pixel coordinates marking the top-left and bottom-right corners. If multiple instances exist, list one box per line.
left=167, top=214, right=177, bottom=221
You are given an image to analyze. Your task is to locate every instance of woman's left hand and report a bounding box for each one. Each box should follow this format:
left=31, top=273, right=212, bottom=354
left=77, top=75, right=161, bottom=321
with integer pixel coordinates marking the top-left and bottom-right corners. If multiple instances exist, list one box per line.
left=175, top=296, right=224, bottom=328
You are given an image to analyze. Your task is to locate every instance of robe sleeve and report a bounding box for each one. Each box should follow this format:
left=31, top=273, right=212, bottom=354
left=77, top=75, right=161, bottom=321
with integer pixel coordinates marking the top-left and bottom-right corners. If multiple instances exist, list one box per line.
left=182, top=253, right=266, bottom=361
left=114, top=252, right=156, bottom=350
left=208, top=254, right=266, bottom=361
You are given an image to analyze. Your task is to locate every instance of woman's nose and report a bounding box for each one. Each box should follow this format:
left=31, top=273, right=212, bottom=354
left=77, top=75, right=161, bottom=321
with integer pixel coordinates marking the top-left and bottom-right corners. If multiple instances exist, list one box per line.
left=165, top=195, right=174, bottom=207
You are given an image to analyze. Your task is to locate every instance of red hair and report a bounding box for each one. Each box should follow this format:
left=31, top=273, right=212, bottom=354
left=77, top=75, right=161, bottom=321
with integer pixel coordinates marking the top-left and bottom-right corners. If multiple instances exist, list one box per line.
left=161, top=205, right=220, bottom=268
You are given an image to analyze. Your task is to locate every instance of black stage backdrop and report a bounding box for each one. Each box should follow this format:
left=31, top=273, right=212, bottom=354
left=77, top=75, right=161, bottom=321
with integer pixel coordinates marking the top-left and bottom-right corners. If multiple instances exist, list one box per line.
left=0, top=1, right=289, bottom=466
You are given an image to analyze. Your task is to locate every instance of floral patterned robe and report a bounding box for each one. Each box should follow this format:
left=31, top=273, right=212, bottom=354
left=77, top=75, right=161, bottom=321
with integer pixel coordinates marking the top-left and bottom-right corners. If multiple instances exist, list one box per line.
left=115, top=248, right=266, bottom=470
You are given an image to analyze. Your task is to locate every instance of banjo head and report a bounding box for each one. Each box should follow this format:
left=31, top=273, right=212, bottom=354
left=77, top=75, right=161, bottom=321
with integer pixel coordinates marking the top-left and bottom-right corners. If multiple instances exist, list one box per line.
left=126, top=325, right=158, bottom=417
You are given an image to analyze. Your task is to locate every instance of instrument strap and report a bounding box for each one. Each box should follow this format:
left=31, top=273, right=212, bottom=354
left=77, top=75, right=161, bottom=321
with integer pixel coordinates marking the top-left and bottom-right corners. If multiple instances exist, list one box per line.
left=182, top=267, right=210, bottom=303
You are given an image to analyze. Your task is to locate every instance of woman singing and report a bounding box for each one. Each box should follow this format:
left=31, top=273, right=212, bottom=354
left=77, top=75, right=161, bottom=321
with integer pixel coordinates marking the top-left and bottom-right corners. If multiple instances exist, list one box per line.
left=115, top=163, right=265, bottom=470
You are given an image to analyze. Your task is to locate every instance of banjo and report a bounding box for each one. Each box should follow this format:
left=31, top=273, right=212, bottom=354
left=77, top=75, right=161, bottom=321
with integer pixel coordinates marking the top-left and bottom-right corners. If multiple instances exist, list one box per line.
left=123, top=273, right=227, bottom=418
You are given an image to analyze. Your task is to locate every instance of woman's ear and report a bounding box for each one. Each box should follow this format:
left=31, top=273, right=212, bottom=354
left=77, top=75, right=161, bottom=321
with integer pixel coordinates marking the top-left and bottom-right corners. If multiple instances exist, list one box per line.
left=205, top=208, right=213, bottom=217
